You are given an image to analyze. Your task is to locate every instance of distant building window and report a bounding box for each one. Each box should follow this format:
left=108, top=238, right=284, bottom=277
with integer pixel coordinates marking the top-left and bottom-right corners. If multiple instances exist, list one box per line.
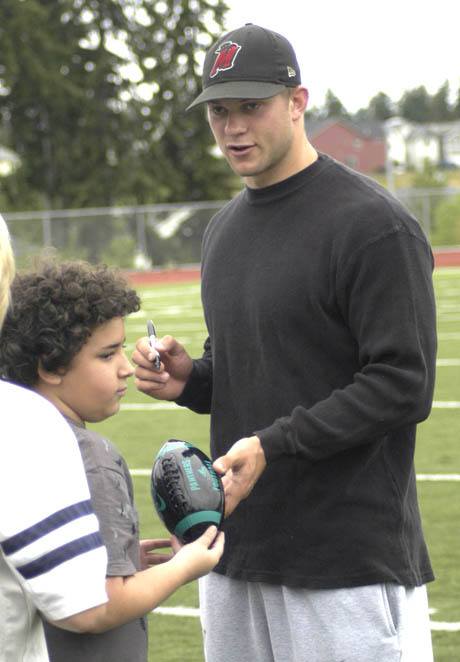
left=353, top=138, right=363, bottom=149
left=346, top=155, right=358, bottom=168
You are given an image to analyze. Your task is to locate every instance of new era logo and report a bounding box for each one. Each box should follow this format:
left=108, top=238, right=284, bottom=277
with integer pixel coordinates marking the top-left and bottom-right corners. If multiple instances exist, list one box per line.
left=209, top=40, right=242, bottom=78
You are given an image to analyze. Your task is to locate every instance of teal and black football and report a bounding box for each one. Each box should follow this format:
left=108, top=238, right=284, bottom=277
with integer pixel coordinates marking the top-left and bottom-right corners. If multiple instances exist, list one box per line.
left=151, top=439, right=224, bottom=544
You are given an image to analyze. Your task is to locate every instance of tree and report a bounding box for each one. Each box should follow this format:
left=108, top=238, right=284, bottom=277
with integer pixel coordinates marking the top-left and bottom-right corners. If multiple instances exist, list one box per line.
left=0, top=0, right=233, bottom=211
left=454, top=85, right=460, bottom=119
left=430, top=81, right=452, bottom=122
left=368, top=92, right=394, bottom=121
left=398, top=86, right=432, bottom=123
left=323, top=89, right=348, bottom=118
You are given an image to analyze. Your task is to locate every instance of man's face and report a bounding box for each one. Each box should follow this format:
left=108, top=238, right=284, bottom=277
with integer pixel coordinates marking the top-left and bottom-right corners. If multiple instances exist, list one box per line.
left=206, top=91, right=298, bottom=188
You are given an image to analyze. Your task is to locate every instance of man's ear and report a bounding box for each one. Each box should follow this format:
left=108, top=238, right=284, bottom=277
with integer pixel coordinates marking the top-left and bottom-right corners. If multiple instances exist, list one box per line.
left=290, top=86, right=309, bottom=120
left=37, top=360, right=64, bottom=385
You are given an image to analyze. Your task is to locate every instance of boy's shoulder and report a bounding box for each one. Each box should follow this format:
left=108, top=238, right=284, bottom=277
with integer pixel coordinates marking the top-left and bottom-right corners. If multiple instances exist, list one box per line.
left=65, top=418, right=129, bottom=475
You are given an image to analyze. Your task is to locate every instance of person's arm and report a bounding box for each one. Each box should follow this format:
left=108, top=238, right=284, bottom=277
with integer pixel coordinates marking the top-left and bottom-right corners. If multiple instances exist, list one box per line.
left=51, top=526, right=224, bottom=633
left=175, top=336, right=213, bottom=413
left=139, top=538, right=173, bottom=570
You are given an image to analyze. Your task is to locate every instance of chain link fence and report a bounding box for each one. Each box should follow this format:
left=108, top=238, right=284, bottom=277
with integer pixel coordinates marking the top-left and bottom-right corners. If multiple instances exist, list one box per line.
left=3, top=201, right=227, bottom=270
left=3, top=188, right=460, bottom=270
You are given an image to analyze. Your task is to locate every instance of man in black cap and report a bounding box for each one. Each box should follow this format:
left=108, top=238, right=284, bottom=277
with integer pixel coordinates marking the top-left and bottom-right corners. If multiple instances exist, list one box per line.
left=133, top=23, right=436, bottom=662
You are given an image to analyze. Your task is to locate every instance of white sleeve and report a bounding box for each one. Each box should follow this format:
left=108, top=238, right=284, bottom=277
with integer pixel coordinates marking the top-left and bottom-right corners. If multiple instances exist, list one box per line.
left=0, top=383, right=108, bottom=620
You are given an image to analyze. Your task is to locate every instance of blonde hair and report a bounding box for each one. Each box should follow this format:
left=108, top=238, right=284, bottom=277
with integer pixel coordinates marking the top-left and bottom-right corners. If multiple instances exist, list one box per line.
left=0, top=215, right=15, bottom=328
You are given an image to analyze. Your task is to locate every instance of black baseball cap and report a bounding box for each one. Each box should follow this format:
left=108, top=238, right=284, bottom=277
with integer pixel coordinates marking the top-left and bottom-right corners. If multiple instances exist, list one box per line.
left=186, top=23, right=301, bottom=110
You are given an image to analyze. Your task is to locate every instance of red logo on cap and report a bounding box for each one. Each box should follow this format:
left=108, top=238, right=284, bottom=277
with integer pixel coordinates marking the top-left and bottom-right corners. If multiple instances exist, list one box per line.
left=209, top=41, right=241, bottom=78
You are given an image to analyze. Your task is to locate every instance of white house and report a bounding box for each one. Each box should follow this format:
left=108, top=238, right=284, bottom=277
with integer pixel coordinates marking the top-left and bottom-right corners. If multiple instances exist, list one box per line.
left=0, top=145, right=20, bottom=177
left=384, top=117, right=460, bottom=170
left=443, top=123, right=460, bottom=167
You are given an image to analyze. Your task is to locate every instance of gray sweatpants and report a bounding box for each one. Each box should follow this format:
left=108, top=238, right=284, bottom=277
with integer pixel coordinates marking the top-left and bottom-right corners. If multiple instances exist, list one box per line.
left=199, top=573, right=433, bottom=662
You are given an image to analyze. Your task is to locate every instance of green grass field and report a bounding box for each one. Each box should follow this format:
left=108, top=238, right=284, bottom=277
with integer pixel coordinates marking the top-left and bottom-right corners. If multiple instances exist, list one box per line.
left=90, top=270, right=460, bottom=661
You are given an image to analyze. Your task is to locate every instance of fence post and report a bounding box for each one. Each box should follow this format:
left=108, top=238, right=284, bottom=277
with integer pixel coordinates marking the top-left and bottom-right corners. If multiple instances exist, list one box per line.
left=42, top=210, right=52, bottom=247
left=422, top=194, right=431, bottom=240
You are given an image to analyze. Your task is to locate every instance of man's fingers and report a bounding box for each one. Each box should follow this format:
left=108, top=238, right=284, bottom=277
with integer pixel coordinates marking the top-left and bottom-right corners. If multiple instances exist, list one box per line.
left=134, top=364, right=169, bottom=383
left=213, top=454, right=233, bottom=475
left=157, top=334, right=183, bottom=356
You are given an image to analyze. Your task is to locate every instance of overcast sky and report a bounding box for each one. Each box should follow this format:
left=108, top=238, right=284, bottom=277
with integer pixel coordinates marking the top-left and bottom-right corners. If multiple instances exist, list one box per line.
left=222, top=0, right=460, bottom=112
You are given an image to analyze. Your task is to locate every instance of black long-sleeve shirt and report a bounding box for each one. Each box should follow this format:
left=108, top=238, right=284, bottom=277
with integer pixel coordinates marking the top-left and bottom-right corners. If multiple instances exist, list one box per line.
left=177, top=154, right=436, bottom=589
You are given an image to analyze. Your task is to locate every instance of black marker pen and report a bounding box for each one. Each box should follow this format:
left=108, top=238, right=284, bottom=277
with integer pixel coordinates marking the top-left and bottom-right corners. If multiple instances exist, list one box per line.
left=147, top=320, right=161, bottom=370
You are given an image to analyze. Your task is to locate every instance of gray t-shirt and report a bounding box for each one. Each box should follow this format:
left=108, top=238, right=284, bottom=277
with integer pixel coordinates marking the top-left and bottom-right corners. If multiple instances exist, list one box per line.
left=44, top=420, right=147, bottom=662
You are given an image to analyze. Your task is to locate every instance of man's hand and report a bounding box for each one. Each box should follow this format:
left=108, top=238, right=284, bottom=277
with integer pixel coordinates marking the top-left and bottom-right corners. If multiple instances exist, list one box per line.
left=132, top=334, right=193, bottom=401
left=213, top=436, right=267, bottom=517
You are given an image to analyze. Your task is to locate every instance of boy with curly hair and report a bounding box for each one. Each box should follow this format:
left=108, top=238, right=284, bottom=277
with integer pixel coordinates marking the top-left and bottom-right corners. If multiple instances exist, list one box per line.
left=0, top=257, right=224, bottom=662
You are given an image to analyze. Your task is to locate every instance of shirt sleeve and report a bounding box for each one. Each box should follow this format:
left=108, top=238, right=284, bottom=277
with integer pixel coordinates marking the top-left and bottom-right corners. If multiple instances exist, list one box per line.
left=0, top=386, right=108, bottom=620
left=176, top=336, right=213, bottom=413
left=76, top=431, right=140, bottom=577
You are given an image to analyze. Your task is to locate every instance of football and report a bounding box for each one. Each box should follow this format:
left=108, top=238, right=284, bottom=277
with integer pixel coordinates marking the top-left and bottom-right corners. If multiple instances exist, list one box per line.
left=151, top=439, right=225, bottom=544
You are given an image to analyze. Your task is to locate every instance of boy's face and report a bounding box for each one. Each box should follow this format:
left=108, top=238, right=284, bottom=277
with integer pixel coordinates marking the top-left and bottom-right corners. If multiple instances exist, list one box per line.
left=50, top=317, right=134, bottom=424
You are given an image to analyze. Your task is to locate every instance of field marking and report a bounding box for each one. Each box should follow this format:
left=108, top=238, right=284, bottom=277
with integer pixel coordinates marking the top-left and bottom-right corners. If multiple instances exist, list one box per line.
left=416, top=474, right=460, bottom=481
left=432, top=401, right=460, bottom=408
left=429, top=621, right=460, bottom=632
left=121, top=402, right=182, bottom=410
left=151, top=606, right=460, bottom=631
left=436, top=359, right=460, bottom=366
left=154, top=606, right=200, bottom=617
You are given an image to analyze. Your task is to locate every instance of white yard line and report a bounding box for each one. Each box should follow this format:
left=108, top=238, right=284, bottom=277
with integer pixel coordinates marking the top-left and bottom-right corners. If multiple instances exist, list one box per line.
left=432, top=401, right=460, bottom=408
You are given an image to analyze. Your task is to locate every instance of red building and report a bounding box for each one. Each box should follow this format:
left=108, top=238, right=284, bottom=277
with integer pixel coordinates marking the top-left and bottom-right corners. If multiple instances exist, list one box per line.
left=306, top=117, right=386, bottom=174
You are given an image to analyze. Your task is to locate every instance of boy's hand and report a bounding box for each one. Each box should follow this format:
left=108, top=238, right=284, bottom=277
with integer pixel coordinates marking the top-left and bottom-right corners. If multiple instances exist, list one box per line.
left=171, top=526, right=225, bottom=582
left=139, top=539, right=173, bottom=570
left=213, top=436, right=267, bottom=517
left=132, top=334, right=193, bottom=401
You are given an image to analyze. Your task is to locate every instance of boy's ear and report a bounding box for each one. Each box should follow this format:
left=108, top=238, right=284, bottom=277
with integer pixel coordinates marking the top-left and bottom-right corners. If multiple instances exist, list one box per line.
left=37, top=360, right=64, bottom=385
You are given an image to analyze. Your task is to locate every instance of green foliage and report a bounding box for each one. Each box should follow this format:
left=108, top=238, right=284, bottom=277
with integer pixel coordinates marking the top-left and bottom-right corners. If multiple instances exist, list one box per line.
left=100, top=234, right=137, bottom=268
left=368, top=91, right=394, bottom=121
left=431, top=194, right=460, bottom=246
left=412, top=160, right=447, bottom=189
left=430, top=81, right=453, bottom=122
left=399, top=86, right=432, bottom=123
left=0, top=0, right=233, bottom=211
left=323, top=89, right=349, bottom=118
left=455, top=86, right=460, bottom=119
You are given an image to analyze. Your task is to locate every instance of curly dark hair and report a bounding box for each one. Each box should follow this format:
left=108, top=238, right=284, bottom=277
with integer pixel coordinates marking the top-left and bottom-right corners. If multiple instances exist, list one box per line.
left=0, top=258, right=141, bottom=387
